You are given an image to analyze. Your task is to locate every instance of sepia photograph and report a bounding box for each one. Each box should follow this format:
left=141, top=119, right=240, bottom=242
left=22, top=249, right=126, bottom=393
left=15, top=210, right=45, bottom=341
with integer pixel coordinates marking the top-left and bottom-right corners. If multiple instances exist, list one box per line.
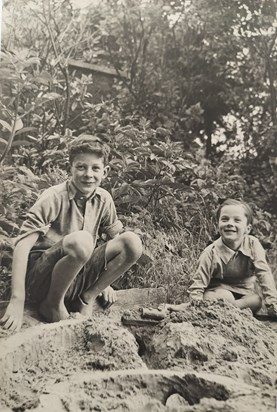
left=0, top=1, right=276, bottom=411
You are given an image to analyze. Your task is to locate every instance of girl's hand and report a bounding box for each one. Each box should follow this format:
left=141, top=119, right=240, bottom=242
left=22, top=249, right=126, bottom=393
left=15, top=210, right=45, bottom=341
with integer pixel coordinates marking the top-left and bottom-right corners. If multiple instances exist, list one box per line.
left=267, top=303, right=277, bottom=319
left=165, top=303, right=190, bottom=312
left=0, top=298, right=24, bottom=332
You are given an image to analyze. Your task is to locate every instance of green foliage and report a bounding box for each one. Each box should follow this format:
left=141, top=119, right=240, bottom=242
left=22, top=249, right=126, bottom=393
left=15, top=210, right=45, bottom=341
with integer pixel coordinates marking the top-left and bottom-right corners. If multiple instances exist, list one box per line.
left=2, top=0, right=277, bottom=159
left=0, top=0, right=276, bottom=300
left=0, top=164, right=66, bottom=268
left=0, top=93, right=276, bottom=295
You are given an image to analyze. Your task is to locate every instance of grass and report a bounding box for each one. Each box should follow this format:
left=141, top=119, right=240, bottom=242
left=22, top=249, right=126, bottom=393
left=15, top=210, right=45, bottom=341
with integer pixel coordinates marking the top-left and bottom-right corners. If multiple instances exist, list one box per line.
left=119, top=215, right=209, bottom=304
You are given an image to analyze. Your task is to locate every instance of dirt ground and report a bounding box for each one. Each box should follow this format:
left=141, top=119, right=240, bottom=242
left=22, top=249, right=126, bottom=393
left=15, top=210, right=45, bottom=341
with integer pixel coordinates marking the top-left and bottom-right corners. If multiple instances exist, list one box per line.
left=0, top=293, right=276, bottom=411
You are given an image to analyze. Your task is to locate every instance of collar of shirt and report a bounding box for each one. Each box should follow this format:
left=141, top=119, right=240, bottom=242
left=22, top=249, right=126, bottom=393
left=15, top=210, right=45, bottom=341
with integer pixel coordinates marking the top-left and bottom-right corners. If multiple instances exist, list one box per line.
left=213, top=236, right=252, bottom=264
left=67, top=179, right=100, bottom=202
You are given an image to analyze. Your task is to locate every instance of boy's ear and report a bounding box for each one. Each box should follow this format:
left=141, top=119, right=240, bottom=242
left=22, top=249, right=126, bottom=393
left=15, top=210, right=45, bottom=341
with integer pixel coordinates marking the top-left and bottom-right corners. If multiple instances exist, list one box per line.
left=246, top=224, right=252, bottom=234
left=103, top=165, right=110, bottom=178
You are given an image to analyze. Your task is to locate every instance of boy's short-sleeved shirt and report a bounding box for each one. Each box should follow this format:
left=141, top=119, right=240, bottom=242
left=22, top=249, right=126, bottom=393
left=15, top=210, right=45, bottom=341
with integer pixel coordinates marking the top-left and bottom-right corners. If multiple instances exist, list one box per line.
left=188, top=235, right=277, bottom=306
left=16, top=179, right=123, bottom=252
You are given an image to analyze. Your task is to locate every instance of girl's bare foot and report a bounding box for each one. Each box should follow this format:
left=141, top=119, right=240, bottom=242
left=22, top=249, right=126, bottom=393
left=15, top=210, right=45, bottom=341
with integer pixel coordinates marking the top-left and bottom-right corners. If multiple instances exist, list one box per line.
left=39, top=300, right=69, bottom=323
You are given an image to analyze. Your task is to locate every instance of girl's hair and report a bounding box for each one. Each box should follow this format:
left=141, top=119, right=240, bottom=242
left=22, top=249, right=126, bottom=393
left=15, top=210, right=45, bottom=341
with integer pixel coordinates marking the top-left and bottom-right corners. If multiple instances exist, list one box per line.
left=216, top=199, right=253, bottom=225
left=68, top=135, right=110, bottom=165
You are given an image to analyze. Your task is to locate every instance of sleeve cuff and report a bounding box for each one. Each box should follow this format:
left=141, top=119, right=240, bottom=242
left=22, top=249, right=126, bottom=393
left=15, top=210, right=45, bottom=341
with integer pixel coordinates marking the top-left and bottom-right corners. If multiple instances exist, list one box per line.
left=105, top=220, right=124, bottom=238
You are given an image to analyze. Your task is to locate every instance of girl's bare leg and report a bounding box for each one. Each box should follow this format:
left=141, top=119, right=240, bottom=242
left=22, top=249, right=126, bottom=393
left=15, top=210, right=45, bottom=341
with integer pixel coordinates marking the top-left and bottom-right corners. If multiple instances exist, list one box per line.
left=204, top=288, right=262, bottom=313
left=234, top=294, right=262, bottom=313
left=204, top=288, right=236, bottom=303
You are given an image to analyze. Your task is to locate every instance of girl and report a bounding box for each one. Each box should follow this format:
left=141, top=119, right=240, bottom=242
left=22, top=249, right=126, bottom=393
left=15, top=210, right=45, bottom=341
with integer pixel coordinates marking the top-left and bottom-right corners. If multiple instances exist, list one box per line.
left=171, top=199, right=277, bottom=316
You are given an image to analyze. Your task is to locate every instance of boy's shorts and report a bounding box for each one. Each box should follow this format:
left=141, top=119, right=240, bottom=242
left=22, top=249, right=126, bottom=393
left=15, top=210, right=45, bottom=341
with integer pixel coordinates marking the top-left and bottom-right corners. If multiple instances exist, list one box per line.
left=25, top=240, right=108, bottom=306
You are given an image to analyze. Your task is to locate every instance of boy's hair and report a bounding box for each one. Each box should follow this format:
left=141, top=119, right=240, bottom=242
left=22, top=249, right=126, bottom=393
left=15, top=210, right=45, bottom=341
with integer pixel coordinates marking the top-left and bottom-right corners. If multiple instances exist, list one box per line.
left=68, top=135, right=110, bottom=165
left=216, top=199, right=253, bottom=225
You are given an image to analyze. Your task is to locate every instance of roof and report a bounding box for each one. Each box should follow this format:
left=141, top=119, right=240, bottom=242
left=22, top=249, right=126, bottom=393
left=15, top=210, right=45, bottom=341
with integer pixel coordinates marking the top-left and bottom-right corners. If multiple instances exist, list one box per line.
left=68, top=59, right=129, bottom=79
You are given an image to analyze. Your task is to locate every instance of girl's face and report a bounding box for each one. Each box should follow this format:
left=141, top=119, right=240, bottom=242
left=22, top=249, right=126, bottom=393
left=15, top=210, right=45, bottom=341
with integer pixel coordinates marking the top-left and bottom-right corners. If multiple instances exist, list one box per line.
left=218, top=205, right=251, bottom=249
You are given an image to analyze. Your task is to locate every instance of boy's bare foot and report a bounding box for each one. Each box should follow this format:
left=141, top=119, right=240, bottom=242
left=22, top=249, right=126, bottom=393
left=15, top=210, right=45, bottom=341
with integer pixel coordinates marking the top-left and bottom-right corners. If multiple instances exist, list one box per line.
left=39, top=300, right=69, bottom=323
left=78, top=301, right=93, bottom=316
left=69, top=296, right=93, bottom=317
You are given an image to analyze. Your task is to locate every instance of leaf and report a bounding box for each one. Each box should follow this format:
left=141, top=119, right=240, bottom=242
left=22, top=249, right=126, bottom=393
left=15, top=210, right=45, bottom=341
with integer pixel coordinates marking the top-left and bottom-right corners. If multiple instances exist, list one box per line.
left=0, top=228, right=9, bottom=237
left=23, top=56, right=40, bottom=68
left=11, top=140, right=33, bottom=147
left=0, top=218, right=20, bottom=233
left=1, top=118, right=25, bottom=134
left=0, top=68, right=14, bottom=79
left=71, top=101, right=78, bottom=111
left=41, top=93, right=63, bottom=101
left=0, top=204, right=6, bottom=215
left=15, top=127, right=37, bottom=136
left=18, top=166, right=36, bottom=179
left=34, top=71, right=52, bottom=85
left=0, top=119, right=12, bottom=132
left=14, top=118, right=24, bottom=132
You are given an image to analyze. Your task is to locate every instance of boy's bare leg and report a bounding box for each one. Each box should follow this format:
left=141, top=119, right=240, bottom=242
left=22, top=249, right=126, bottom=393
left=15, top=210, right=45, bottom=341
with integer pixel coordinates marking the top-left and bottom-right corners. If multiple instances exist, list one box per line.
left=78, top=231, right=142, bottom=316
left=39, top=231, right=94, bottom=322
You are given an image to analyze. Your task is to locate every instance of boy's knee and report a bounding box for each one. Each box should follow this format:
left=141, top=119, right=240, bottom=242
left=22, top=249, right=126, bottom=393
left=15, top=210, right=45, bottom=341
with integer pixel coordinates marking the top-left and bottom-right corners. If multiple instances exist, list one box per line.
left=63, top=231, right=94, bottom=262
left=119, top=231, right=142, bottom=262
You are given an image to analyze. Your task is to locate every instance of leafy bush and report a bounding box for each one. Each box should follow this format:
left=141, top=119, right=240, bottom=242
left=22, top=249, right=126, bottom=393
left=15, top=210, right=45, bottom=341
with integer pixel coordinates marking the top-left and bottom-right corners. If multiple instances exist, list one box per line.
left=1, top=0, right=276, bottom=301
left=1, top=100, right=276, bottom=300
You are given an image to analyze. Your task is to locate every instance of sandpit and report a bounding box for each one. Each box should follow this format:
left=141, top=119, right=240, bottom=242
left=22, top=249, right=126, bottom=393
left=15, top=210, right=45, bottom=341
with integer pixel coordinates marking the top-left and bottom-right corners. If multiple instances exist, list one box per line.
left=0, top=292, right=276, bottom=411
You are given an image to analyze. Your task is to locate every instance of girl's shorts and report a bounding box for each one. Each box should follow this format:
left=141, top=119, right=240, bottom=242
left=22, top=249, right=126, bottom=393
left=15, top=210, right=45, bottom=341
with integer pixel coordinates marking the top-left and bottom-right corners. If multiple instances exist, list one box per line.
left=25, top=240, right=108, bottom=306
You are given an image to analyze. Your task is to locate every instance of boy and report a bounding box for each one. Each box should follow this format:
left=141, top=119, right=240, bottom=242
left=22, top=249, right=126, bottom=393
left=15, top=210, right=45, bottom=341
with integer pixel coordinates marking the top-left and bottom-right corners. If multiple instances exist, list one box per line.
left=169, top=199, right=277, bottom=317
left=0, top=135, right=142, bottom=331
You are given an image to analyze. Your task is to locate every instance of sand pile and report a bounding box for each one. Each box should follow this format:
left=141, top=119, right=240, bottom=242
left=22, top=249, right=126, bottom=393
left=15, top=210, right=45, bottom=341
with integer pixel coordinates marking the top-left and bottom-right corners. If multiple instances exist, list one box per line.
left=0, top=298, right=276, bottom=411
left=143, top=300, right=277, bottom=388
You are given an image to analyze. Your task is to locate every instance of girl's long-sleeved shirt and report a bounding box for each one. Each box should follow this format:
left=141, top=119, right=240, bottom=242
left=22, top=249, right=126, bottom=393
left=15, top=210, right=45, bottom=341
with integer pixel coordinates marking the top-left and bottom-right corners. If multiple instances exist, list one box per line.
left=188, top=235, right=277, bottom=307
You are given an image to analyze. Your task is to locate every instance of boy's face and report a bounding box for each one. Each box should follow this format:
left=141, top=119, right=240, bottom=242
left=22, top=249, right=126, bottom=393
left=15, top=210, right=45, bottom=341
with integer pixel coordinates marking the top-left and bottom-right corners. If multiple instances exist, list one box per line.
left=218, top=205, right=251, bottom=248
left=70, top=152, right=109, bottom=197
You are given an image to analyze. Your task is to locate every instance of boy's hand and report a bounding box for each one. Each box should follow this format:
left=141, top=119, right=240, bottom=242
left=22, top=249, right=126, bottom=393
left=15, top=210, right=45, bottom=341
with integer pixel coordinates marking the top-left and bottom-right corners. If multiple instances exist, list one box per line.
left=267, top=303, right=277, bottom=319
left=0, top=298, right=24, bottom=332
left=99, top=286, right=116, bottom=309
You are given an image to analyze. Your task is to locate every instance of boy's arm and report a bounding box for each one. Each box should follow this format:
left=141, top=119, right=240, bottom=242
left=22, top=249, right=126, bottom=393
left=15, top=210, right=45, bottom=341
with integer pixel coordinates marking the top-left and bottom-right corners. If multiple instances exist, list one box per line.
left=188, top=249, right=213, bottom=301
left=99, top=192, right=123, bottom=240
left=0, top=232, right=39, bottom=331
left=253, top=238, right=277, bottom=315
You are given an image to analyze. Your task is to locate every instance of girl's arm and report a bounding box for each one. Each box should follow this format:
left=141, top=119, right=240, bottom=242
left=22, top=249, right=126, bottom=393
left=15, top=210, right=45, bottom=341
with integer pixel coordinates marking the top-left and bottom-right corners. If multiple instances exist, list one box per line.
left=253, top=238, right=277, bottom=315
left=188, top=249, right=213, bottom=301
